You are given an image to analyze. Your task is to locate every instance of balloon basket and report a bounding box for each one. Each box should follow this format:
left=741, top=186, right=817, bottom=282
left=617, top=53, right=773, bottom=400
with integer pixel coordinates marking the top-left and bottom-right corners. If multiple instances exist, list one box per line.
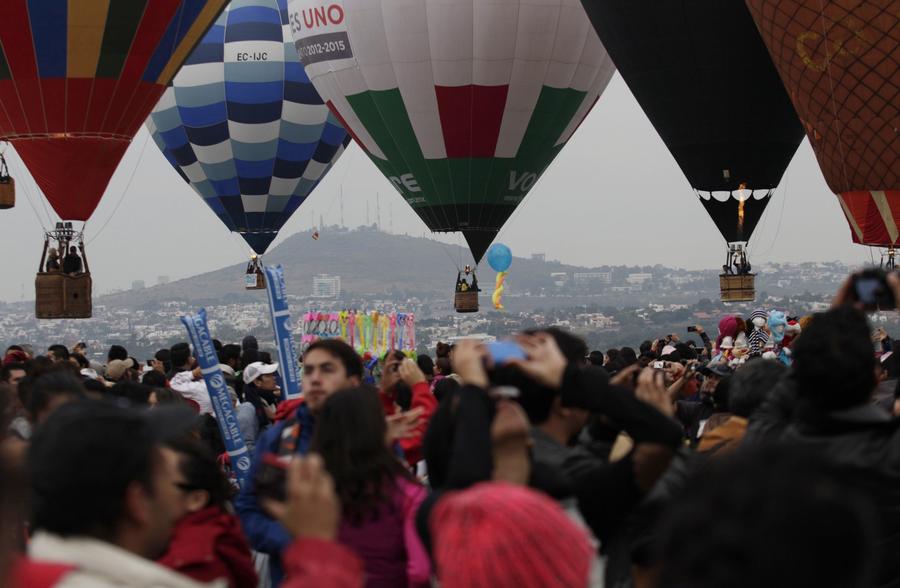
left=0, top=153, right=13, bottom=210
left=35, top=272, right=92, bottom=319
left=0, top=177, right=14, bottom=210
left=454, top=291, right=479, bottom=313
left=720, top=274, right=755, bottom=302
left=245, top=270, right=266, bottom=290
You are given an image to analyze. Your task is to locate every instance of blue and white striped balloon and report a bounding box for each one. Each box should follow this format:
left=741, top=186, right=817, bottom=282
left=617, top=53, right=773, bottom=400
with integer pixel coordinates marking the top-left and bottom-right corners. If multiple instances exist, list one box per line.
left=147, top=0, right=349, bottom=254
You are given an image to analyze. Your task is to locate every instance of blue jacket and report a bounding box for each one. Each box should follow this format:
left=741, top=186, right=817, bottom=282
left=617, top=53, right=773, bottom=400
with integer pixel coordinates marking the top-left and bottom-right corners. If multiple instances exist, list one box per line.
left=234, top=403, right=316, bottom=586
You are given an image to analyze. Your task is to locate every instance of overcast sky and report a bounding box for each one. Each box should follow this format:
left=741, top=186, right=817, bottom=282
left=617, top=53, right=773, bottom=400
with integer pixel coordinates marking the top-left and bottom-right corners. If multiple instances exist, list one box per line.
left=0, top=74, right=876, bottom=303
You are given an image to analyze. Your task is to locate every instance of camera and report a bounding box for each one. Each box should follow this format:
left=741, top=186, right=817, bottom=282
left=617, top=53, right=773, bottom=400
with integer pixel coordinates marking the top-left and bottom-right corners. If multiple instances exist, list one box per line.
left=852, top=268, right=896, bottom=311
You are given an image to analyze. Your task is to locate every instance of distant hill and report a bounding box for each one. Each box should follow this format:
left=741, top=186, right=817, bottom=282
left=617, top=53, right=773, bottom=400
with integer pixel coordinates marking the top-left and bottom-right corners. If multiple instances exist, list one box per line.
left=98, top=226, right=585, bottom=308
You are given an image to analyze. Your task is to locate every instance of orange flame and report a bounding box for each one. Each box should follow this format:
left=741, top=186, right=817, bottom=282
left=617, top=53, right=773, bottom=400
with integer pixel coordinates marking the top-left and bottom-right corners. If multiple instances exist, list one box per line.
left=737, top=182, right=747, bottom=233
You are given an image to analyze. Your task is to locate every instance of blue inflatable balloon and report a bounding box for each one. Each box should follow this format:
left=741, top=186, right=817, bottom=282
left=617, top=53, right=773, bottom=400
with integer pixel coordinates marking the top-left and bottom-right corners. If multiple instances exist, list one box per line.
left=487, top=243, right=513, bottom=273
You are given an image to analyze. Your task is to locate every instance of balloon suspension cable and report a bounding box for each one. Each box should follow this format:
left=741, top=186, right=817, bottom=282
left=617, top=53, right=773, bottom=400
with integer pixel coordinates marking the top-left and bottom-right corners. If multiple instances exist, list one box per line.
left=86, top=131, right=150, bottom=245
left=884, top=247, right=896, bottom=270
left=6, top=153, right=51, bottom=231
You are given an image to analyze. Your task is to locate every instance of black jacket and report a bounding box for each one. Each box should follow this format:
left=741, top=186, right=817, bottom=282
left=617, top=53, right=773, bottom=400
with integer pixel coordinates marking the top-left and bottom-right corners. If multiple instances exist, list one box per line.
left=748, top=381, right=900, bottom=588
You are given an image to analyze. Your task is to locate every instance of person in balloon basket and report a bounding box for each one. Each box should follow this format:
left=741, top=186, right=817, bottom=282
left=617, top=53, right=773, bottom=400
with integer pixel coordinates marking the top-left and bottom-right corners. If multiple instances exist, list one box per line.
left=61, top=246, right=82, bottom=275
left=44, top=248, right=60, bottom=272
left=455, top=265, right=479, bottom=292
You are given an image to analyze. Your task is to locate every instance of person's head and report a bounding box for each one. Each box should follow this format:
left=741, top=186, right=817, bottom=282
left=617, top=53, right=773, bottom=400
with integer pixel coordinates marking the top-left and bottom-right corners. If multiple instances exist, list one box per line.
left=728, top=359, right=787, bottom=418
left=28, top=402, right=195, bottom=559
left=47, top=344, right=69, bottom=363
left=620, top=346, right=638, bottom=366
left=219, top=344, right=241, bottom=369
left=26, top=372, right=85, bottom=425
left=653, top=446, right=877, bottom=588
left=141, top=370, right=167, bottom=390
left=301, top=340, right=363, bottom=414
left=148, top=387, right=186, bottom=409
left=72, top=342, right=87, bottom=355
left=68, top=246, right=77, bottom=255
left=242, top=361, right=279, bottom=391
left=110, top=381, right=152, bottom=407
left=242, top=335, right=258, bottom=353
left=793, top=305, right=876, bottom=411
left=586, top=350, right=604, bottom=367
left=431, top=482, right=594, bottom=588
left=311, top=386, right=411, bottom=523
left=70, top=353, right=89, bottom=370
left=416, top=354, right=435, bottom=380
left=47, top=247, right=58, bottom=259
left=433, top=375, right=460, bottom=404
left=169, top=343, right=191, bottom=371
left=154, top=348, right=172, bottom=374
left=165, top=436, right=233, bottom=514
left=0, top=363, right=26, bottom=390
left=605, top=348, right=620, bottom=365
left=435, top=356, right=452, bottom=377
left=240, top=348, right=260, bottom=369
left=107, top=345, right=128, bottom=363
left=105, top=358, right=136, bottom=383
left=436, top=342, right=451, bottom=359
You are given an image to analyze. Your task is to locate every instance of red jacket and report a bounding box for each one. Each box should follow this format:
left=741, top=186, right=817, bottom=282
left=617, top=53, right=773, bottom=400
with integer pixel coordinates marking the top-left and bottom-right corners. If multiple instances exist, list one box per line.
left=282, top=538, right=364, bottom=588
left=157, top=506, right=257, bottom=588
left=381, top=381, right=438, bottom=465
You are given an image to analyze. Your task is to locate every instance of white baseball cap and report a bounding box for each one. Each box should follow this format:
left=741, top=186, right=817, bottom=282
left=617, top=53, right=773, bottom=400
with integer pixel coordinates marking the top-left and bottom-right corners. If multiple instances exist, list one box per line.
left=243, top=361, right=279, bottom=384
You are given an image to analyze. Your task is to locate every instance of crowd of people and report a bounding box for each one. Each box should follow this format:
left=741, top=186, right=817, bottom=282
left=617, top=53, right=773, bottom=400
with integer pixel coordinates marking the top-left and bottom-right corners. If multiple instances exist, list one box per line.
left=1, top=270, right=899, bottom=588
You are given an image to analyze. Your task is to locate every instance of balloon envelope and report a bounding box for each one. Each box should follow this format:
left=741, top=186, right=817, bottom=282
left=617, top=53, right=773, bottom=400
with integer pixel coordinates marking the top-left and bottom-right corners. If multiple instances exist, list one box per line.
left=487, top=243, right=513, bottom=273
left=288, top=0, right=616, bottom=262
left=580, top=0, right=805, bottom=244
left=745, top=0, right=900, bottom=247
left=148, top=0, right=350, bottom=254
left=0, top=0, right=228, bottom=221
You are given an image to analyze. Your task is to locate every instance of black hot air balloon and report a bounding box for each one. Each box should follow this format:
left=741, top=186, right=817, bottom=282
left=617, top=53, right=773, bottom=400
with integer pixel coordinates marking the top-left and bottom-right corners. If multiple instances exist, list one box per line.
left=581, top=0, right=805, bottom=290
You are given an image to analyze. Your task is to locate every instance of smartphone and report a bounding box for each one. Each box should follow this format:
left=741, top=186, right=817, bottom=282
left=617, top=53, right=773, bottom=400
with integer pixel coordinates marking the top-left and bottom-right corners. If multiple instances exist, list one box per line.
left=652, top=361, right=666, bottom=369
left=853, top=269, right=896, bottom=310
left=254, top=454, right=288, bottom=501
left=487, top=340, right=527, bottom=365
left=686, top=326, right=697, bottom=332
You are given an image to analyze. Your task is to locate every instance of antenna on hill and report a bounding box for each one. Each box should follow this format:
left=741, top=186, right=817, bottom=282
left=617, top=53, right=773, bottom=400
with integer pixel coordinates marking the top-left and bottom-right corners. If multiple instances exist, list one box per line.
left=376, top=192, right=381, bottom=230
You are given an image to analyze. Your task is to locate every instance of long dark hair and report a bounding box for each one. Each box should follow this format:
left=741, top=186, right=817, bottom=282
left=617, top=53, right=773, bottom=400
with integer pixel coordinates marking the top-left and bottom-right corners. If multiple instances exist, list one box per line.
left=311, top=386, right=414, bottom=524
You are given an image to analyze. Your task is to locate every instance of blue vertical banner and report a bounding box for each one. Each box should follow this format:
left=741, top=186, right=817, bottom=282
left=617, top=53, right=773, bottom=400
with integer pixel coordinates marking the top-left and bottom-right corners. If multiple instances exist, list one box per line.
left=264, top=264, right=302, bottom=400
left=181, top=308, right=252, bottom=489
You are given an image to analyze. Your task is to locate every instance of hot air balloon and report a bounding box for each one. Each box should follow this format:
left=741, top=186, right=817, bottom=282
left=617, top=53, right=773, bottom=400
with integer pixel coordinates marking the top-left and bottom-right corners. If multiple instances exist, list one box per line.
left=580, top=0, right=806, bottom=301
left=149, top=0, right=350, bottom=290
left=287, top=0, right=616, bottom=267
left=0, top=0, right=228, bottom=318
left=745, top=1, right=900, bottom=266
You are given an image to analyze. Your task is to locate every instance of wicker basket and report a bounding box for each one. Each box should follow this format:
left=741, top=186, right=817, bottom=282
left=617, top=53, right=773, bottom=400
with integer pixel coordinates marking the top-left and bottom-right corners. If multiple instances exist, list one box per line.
left=720, top=274, right=755, bottom=302
left=0, top=176, right=13, bottom=210
left=35, top=273, right=92, bottom=319
left=454, top=290, right=479, bottom=313
left=245, top=270, right=266, bottom=290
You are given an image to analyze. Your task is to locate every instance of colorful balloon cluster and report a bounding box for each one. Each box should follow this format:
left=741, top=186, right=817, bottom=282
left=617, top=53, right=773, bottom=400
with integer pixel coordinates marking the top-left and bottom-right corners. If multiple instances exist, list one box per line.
left=301, top=311, right=416, bottom=357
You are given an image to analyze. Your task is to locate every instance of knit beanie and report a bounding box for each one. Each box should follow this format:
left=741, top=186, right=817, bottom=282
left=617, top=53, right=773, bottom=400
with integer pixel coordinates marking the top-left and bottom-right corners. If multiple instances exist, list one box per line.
left=431, top=482, right=593, bottom=588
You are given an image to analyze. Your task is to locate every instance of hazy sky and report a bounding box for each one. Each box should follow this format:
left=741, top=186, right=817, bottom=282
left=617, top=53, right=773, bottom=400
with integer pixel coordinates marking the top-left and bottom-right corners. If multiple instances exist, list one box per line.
left=0, top=74, right=876, bottom=303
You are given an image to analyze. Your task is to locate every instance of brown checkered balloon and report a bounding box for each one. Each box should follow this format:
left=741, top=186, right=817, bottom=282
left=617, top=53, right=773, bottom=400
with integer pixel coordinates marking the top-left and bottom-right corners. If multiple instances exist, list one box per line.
left=746, top=0, right=899, bottom=246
